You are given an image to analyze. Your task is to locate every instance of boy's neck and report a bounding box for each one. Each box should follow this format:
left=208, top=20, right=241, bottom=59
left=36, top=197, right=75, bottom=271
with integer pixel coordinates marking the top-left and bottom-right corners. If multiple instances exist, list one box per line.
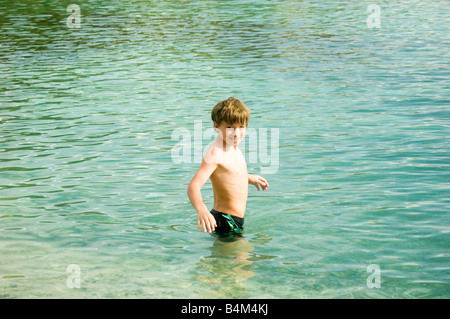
left=221, top=139, right=237, bottom=151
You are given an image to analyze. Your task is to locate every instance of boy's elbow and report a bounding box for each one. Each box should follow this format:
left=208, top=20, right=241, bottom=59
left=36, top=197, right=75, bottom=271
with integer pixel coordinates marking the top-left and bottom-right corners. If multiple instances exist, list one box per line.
left=187, top=181, right=198, bottom=196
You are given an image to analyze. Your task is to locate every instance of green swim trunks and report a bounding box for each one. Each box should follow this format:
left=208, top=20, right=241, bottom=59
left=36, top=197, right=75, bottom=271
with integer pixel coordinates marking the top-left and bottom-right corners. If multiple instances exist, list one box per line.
left=210, top=209, right=244, bottom=234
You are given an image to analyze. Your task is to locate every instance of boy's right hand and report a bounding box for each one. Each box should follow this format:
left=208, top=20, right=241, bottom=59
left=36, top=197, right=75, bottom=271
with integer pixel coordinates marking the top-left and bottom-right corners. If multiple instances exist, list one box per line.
left=197, top=209, right=217, bottom=233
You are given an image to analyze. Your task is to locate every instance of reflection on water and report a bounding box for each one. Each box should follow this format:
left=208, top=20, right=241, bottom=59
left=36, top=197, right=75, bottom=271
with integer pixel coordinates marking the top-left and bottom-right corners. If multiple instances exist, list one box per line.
left=195, top=234, right=254, bottom=298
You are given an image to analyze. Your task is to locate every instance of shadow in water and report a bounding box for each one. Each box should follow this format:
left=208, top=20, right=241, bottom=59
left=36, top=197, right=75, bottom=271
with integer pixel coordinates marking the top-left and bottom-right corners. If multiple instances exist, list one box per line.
left=195, top=233, right=254, bottom=298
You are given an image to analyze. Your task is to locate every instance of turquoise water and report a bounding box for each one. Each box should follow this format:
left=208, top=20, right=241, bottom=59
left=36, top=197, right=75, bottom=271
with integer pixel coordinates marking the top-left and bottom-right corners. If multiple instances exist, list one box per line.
left=1, top=0, right=449, bottom=298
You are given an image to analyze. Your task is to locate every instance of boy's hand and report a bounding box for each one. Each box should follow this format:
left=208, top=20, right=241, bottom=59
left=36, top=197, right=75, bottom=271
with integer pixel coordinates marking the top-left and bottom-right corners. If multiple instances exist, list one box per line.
left=248, top=174, right=269, bottom=191
left=197, top=209, right=217, bottom=233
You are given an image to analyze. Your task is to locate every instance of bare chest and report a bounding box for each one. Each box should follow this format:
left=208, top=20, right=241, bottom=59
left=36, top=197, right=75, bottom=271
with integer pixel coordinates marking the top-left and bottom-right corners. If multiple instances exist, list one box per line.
left=215, top=149, right=248, bottom=178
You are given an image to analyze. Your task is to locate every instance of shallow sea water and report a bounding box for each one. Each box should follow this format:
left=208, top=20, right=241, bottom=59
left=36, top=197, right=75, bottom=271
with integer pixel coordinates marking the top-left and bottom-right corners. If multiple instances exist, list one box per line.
left=1, top=0, right=449, bottom=298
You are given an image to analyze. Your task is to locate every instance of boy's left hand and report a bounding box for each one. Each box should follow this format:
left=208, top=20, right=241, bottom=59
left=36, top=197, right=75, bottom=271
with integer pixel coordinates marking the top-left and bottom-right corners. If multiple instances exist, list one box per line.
left=248, top=174, right=269, bottom=191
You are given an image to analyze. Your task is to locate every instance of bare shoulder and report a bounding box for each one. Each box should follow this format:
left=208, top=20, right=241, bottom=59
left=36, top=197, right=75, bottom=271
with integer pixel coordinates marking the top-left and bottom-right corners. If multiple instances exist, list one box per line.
left=203, top=142, right=224, bottom=165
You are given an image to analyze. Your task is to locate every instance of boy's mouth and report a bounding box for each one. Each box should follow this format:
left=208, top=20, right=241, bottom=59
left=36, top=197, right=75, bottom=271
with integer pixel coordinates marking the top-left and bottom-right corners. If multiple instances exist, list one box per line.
left=227, top=136, right=240, bottom=148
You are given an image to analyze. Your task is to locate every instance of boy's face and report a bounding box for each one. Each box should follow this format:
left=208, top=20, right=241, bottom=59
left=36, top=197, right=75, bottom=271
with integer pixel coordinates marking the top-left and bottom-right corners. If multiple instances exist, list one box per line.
left=214, top=122, right=247, bottom=148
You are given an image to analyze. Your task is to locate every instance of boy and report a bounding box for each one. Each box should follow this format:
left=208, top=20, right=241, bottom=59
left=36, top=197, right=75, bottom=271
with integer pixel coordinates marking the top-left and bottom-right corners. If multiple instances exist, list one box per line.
left=187, top=97, right=269, bottom=234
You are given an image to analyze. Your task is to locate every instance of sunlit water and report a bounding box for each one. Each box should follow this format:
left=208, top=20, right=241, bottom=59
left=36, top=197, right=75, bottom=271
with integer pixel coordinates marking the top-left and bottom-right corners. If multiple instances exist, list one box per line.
left=1, top=0, right=449, bottom=298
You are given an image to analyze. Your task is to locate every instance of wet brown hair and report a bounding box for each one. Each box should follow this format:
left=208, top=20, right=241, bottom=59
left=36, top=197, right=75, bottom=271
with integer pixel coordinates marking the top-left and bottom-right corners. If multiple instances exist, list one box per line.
left=211, top=97, right=250, bottom=126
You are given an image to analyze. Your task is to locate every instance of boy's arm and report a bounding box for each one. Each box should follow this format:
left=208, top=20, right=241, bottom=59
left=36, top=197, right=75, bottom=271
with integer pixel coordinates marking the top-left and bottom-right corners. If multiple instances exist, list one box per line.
left=187, top=156, right=218, bottom=233
left=248, top=174, right=269, bottom=191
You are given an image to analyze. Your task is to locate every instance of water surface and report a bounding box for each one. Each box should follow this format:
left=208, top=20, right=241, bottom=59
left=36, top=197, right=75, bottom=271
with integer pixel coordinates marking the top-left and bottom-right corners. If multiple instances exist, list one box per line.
left=1, top=0, right=449, bottom=298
